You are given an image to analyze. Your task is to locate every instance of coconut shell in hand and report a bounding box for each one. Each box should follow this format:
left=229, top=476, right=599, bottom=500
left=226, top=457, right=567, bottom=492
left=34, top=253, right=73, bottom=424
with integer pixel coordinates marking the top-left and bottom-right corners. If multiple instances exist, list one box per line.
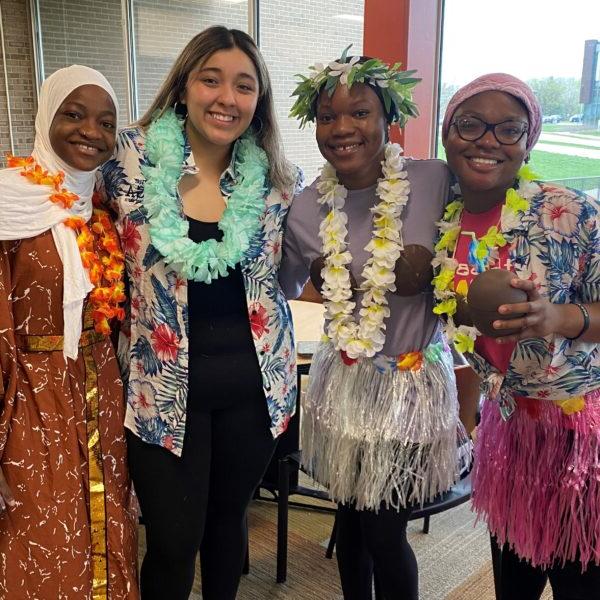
left=467, top=269, right=527, bottom=337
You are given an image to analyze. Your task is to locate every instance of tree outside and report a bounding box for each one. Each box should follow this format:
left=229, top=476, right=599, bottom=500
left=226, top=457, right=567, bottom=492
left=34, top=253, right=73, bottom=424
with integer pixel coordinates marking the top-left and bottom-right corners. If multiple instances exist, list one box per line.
left=527, top=77, right=582, bottom=119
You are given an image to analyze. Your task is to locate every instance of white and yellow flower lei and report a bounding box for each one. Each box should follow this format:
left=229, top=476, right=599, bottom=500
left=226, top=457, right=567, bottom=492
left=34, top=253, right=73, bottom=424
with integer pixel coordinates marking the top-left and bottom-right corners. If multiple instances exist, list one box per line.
left=318, top=143, right=409, bottom=359
left=431, top=165, right=540, bottom=354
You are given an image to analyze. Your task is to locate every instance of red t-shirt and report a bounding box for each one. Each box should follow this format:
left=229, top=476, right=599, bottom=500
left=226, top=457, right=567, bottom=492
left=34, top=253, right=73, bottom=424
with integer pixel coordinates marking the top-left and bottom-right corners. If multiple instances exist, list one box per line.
left=454, top=204, right=516, bottom=373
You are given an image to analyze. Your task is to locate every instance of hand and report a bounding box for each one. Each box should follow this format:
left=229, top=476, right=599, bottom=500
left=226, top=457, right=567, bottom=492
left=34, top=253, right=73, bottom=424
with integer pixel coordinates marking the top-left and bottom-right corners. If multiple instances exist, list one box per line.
left=0, top=466, right=15, bottom=512
left=492, top=277, right=565, bottom=343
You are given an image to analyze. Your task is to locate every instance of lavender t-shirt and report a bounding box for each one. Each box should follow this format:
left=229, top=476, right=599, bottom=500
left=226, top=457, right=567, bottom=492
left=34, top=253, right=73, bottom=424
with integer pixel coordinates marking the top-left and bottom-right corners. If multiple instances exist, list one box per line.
left=280, top=158, right=451, bottom=356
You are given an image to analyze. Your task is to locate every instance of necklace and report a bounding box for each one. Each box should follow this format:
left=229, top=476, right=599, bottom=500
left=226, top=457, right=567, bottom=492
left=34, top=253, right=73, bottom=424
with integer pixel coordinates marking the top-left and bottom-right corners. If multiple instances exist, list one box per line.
left=142, top=108, right=269, bottom=283
left=431, top=165, right=539, bottom=353
left=463, top=216, right=506, bottom=274
left=318, top=143, right=409, bottom=359
left=7, top=155, right=125, bottom=335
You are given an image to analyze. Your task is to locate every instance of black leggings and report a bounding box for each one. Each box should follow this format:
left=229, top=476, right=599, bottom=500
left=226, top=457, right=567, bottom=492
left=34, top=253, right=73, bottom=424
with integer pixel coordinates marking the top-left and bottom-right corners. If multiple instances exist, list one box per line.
left=127, top=394, right=277, bottom=600
left=497, top=539, right=600, bottom=600
left=336, top=502, right=418, bottom=600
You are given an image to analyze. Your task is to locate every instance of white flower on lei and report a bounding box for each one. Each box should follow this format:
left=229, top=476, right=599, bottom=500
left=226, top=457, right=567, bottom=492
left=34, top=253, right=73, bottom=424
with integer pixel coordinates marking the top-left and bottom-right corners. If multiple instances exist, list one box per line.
left=309, top=62, right=325, bottom=80
left=431, top=255, right=458, bottom=272
left=327, top=55, right=361, bottom=85
left=317, top=142, right=409, bottom=359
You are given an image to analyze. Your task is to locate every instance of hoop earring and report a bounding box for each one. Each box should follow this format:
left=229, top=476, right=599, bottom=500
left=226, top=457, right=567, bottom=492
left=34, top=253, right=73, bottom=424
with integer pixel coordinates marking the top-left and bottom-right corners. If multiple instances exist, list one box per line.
left=252, top=115, right=263, bottom=135
left=174, top=101, right=188, bottom=118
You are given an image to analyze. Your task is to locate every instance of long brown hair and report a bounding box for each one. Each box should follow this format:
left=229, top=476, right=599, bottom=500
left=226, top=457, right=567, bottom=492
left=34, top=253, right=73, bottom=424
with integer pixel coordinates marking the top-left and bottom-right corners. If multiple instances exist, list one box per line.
left=138, top=26, right=294, bottom=191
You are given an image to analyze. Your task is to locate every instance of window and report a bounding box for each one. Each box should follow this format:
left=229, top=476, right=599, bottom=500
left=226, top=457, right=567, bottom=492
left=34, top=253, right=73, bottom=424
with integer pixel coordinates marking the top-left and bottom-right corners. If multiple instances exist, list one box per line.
left=438, top=0, right=600, bottom=197
left=132, top=0, right=248, bottom=116
left=260, top=0, right=364, bottom=183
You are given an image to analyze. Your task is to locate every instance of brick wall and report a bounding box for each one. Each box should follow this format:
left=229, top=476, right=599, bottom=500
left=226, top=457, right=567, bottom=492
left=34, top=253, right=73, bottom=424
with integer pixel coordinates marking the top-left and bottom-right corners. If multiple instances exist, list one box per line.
left=261, top=1, right=363, bottom=182
left=40, top=0, right=129, bottom=124
left=0, top=0, right=36, bottom=162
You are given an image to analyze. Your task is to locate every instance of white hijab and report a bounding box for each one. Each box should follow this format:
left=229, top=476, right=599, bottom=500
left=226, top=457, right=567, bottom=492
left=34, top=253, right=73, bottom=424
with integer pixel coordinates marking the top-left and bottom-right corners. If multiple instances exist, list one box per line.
left=0, top=65, right=119, bottom=359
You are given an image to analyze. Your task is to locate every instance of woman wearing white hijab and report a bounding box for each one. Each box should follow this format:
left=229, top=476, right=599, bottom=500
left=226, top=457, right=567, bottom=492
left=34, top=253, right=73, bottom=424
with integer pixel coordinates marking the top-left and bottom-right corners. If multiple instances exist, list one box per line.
left=0, top=66, right=138, bottom=598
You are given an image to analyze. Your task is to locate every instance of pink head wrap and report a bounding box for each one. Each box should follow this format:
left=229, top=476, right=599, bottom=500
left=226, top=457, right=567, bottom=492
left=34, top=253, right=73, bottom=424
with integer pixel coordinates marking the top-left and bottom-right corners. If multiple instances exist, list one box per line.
left=442, top=73, right=542, bottom=153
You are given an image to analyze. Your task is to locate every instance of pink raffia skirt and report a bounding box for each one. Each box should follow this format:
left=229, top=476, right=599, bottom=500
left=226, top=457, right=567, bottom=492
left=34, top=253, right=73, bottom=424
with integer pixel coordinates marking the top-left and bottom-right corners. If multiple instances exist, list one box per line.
left=472, top=388, right=600, bottom=570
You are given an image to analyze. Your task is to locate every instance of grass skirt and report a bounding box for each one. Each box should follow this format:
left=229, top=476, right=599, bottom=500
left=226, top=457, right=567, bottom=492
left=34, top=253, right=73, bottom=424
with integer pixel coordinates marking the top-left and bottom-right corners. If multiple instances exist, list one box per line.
left=473, top=390, right=600, bottom=569
left=301, top=341, right=465, bottom=511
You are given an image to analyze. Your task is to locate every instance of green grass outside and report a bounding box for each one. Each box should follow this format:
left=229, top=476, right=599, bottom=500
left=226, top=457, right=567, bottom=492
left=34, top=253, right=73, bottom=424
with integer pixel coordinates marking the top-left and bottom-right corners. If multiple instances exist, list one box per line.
left=541, top=124, right=600, bottom=136
left=530, top=150, right=600, bottom=180
left=542, top=124, right=574, bottom=132
left=536, top=139, right=600, bottom=152
left=436, top=144, right=600, bottom=181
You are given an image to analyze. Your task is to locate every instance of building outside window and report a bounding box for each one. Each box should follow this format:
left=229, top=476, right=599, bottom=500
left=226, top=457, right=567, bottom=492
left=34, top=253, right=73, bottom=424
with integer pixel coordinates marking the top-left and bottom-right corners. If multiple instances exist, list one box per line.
left=438, top=0, right=600, bottom=198
left=581, top=39, right=600, bottom=129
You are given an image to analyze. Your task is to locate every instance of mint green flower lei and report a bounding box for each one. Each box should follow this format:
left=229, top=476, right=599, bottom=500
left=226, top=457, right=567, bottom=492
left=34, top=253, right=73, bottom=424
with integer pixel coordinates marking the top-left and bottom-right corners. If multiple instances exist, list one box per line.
left=141, top=108, right=269, bottom=283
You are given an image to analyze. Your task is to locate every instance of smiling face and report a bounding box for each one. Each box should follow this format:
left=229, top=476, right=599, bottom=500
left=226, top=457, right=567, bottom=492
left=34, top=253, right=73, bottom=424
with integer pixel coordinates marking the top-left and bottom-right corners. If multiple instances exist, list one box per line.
left=48, top=84, right=117, bottom=171
left=443, top=90, right=529, bottom=211
left=315, top=83, right=387, bottom=190
left=182, top=47, right=259, bottom=152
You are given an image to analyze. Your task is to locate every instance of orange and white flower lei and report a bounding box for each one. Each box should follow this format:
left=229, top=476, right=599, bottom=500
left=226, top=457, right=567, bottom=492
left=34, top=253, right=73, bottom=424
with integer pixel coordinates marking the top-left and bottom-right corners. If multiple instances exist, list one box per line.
left=317, top=143, right=409, bottom=359
left=8, top=154, right=125, bottom=335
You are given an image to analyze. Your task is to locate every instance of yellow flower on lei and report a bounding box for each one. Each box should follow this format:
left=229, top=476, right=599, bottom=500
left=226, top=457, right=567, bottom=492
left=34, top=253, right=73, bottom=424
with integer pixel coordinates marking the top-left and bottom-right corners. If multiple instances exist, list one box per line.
left=480, top=225, right=507, bottom=250
left=434, top=225, right=461, bottom=253
left=554, top=396, right=586, bottom=415
left=454, top=331, right=475, bottom=354
left=505, top=187, right=530, bottom=214
left=517, top=164, right=540, bottom=182
left=432, top=267, right=455, bottom=292
left=443, top=200, right=463, bottom=221
left=433, top=297, right=457, bottom=317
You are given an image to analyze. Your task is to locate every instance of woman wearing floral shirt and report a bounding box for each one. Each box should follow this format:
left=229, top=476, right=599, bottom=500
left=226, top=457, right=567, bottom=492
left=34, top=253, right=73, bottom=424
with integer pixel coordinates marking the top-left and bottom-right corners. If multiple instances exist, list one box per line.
left=101, top=26, right=298, bottom=600
left=435, top=73, right=600, bottom=599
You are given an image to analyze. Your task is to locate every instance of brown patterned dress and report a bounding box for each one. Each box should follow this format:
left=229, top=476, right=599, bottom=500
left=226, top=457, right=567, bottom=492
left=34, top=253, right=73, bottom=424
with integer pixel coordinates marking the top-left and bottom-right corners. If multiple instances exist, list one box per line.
left=0, top=230, right=139, bottom=599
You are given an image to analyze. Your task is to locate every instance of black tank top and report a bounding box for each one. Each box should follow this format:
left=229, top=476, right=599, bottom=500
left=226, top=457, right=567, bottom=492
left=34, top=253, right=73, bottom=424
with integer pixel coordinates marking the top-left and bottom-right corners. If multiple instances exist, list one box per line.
left=186, top=217, right=263, bottom=410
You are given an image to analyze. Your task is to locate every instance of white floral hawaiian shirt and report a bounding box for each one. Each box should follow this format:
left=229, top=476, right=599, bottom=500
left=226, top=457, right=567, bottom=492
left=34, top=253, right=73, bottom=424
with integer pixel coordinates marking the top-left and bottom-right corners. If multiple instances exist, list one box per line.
left=464, top=181, right=600, bottom=407
left=100, top=126, right=299, bottom=455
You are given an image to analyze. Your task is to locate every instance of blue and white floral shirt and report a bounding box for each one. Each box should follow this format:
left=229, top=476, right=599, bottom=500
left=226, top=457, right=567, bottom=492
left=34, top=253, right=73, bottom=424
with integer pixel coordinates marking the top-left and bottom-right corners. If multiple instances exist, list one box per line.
left=465, top=181, right=600, bottom=404
left=101, top=126, right=299, bottom=455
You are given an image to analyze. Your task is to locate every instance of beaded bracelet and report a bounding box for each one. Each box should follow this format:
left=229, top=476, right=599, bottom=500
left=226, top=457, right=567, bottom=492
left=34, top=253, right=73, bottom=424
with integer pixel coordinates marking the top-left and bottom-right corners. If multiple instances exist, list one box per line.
left=565, top=303, right=590, bottom=340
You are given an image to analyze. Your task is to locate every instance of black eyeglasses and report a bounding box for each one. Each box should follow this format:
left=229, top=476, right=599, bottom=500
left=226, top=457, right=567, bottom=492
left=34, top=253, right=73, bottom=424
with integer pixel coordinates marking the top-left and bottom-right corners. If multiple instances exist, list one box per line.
left=450, top=115, right=529, bottom=145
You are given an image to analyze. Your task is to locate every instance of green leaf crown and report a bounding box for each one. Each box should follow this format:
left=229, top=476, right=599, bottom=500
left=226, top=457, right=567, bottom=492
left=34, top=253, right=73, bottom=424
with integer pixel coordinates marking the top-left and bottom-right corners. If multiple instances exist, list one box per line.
left=290, top=45, right=421, bottom=129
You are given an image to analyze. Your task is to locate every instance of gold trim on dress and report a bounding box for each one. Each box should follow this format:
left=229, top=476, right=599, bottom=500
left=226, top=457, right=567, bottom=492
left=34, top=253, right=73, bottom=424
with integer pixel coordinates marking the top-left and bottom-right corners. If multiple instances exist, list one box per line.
left=83, top=343, right=109, bottom=598
left=15, top=329, right=105, bottom=352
